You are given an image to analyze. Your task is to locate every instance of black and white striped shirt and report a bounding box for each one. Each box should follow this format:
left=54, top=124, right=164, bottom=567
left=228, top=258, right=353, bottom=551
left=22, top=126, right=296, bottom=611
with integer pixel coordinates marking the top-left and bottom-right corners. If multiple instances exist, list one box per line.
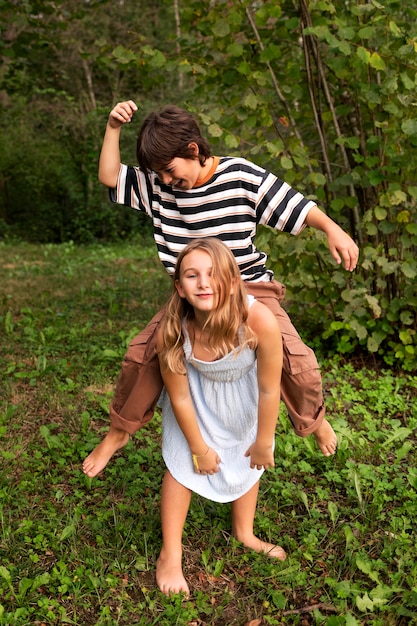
left=110, top=156, right=315, bottom=282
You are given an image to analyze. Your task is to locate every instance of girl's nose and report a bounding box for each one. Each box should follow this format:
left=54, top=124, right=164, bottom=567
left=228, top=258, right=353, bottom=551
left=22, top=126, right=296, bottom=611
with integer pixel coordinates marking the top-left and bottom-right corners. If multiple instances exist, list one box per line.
left=198, top=273, right=210, bottom=288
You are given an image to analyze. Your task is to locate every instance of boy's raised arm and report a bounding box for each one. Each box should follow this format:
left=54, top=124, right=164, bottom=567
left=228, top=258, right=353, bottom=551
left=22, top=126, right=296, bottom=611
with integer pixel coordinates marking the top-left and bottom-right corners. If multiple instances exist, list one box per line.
left=98, top=100, right=138, bottom=189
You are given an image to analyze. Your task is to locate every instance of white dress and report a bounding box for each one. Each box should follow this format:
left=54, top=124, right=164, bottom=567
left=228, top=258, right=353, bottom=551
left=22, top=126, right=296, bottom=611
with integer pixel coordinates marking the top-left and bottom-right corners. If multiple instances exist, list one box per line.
left=160, top=296, right=269, bottom=503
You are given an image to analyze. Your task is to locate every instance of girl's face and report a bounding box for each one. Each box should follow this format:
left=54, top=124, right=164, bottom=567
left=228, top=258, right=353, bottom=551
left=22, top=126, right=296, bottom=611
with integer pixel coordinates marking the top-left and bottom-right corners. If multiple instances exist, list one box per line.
left=176, top=249, right=216, bottom=314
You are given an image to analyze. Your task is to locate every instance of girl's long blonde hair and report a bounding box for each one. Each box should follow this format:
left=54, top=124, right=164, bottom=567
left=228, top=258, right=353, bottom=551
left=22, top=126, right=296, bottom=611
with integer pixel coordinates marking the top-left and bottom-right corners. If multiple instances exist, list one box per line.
left=158, top=238, right=256, bottom=374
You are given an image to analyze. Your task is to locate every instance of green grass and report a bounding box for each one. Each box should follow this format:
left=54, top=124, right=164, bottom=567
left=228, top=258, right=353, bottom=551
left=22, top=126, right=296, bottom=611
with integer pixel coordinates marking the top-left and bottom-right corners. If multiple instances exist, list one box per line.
left=1, top=239, right=417, bottom=625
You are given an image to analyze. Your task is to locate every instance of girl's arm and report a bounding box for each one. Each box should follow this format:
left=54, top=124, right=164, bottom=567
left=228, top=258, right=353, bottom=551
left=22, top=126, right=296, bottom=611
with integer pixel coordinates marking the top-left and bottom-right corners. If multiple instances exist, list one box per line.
left=157, top=331, right=221, bottom=474
left=245, top=301, right=283, bottom=470
left=98, top=100, right=138, bottom=188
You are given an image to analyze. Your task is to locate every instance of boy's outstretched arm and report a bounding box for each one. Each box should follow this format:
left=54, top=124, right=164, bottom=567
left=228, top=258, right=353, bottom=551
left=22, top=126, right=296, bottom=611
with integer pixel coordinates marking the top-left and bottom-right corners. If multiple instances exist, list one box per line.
left=98, top=100, right=138, bottom=188
left=304, top=205, right=359, bottom=272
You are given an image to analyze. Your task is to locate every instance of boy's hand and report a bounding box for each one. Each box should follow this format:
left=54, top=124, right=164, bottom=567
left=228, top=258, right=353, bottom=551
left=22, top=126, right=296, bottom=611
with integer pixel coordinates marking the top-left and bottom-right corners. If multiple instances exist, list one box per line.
left=327, top=224, right=359, bottom=272
left=245, top=442, right=274, bottom=470
left=108, top=100, right=138, bottom=128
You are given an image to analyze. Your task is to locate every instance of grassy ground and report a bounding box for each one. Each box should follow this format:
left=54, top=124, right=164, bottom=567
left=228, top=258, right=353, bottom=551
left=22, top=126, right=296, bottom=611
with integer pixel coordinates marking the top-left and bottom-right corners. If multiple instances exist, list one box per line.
left=1, top=239, right=417, bottom=626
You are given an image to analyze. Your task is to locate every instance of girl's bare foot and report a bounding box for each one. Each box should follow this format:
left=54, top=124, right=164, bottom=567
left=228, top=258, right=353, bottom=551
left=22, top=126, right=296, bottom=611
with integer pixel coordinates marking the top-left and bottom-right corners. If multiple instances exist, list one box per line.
left=313, top=418, right=337, bottom=457
left=156, top=554, right=190, bottom=597
left=236, top=534, right=287, bottom=560
left=82, top=426, right=130, bottom=477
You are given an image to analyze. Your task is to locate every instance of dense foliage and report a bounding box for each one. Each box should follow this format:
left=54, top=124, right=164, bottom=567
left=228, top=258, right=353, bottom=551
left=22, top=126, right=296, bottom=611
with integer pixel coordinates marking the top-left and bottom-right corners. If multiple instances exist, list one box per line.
left=1, top=241, right=417, bottom=625
left=1, top=0, right=416, bottom=368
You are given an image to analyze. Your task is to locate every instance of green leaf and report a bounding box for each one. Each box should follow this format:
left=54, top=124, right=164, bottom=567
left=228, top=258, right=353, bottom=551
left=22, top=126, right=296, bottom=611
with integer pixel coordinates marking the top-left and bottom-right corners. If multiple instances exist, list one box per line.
left=374, top=207, right=387, bottom=220
left=356, top=556, right=380, bottom=583
left=260, top=44, right=281, bottom=62
left=148, top=50, right=166, bottom=69
left=226, top=43, right=243, bottom=57
left=225, top=134, right=239, bottom=148
left=357, top=46, right=370, bottom=64
left=397, top=210, right=410, bottom=223
left=376, top=257, right=399, bottom=274
left=400, top=72, right=415, bottom=90
left=112, top=45, right=137, bottom=64
left=401, top=262, right=417, bottom=279
left=244, top=93, right=258, bottom=110
left=350, top=320, right=368, bottom=341
left=0, top=566, right=11, bottom=583
left=399, top=329, right=415, bottom=345
left=406, top=223, right=417, bottom=235
left=237, top=61, right=251, bottom=76
left=208, top=123, right=223, bottom=138
left=102, top=349, right=119, bottom=358
left=390, top=189, right=407, bottom=205
left=381, top=427, right=412, bottom=447
left=364, top=294, right=382, bottom=318
left=212, top=20, right=230, bottom=37
left=358, top=26, right=375, bottom=39
left=389, top=20, right=402, bottom=36
left=354, top=595, right=371, bottom=612
left=308, top=172, right=327, bottom=186
left=327, top=501, right=338, bottom=523
left=369, top=52, right=386, bottom=71
left=18, top=577, right=33, bottom=597
left=367, top=336, right=380, bottom=352
left=400, top=311, right=414, bottom=325
left=59, top=524, right=76, bottom=541
left=337, top=40, right=351, bottom=55
left=402, top=119, right=417, bottom=136
left=280, top=155, right=293, bottom=170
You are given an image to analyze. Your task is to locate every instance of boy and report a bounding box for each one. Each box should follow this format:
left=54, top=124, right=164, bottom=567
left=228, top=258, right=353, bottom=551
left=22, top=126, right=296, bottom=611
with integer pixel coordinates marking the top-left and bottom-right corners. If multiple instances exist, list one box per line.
left=83, top=100, right=359, bottom=478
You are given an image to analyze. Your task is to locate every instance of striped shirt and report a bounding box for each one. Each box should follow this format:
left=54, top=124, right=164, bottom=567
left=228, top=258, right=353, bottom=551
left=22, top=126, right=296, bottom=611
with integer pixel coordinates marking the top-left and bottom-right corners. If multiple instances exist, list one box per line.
left=110, top=156, right=315, bottom=282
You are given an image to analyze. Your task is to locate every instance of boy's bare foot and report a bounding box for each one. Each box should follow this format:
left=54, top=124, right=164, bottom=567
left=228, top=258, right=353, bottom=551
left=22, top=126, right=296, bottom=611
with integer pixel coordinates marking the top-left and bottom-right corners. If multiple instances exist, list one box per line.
left=313, top=418, right=337, bottom=457
left=156, top=554, right=190, bottom=597
left=82, top=426, right=130, bottom=477
left=237, top=534, right=287, bottom=560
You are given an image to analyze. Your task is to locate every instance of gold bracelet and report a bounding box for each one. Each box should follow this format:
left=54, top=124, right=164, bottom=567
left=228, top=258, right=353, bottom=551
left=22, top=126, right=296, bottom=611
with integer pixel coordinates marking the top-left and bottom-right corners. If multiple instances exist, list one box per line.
left=192, top=447, right=210, bottom=471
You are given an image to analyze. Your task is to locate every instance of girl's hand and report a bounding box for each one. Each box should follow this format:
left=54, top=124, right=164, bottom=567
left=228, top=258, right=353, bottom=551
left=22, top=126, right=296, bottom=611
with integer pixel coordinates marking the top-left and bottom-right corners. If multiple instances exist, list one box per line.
left=192, top=447, right=221, bottom=475
left=245, top=442, right=274, bottom=470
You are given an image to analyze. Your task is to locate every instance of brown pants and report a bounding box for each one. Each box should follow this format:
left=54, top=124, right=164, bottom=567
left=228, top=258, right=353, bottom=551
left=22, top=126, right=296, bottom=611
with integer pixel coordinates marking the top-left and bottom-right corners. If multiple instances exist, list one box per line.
left=109, top=280, right=325, bottom=437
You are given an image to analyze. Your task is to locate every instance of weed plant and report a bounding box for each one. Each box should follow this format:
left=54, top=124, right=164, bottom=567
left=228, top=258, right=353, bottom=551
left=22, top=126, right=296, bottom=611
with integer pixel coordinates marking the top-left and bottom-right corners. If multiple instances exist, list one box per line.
left=1, top=239, right=416, bottom=625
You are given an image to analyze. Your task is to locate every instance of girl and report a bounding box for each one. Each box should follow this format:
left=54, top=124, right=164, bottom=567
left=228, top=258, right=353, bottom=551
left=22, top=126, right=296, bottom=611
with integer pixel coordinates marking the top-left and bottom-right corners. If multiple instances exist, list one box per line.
left=156, top=238, right=286, bottom=597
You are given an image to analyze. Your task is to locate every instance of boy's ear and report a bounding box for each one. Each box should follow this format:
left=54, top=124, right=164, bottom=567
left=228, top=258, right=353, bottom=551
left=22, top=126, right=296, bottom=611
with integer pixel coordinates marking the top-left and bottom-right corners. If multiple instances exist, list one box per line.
left=175, top=279, right=185, bottom=298
left=188, top=142, right=199, bottom=157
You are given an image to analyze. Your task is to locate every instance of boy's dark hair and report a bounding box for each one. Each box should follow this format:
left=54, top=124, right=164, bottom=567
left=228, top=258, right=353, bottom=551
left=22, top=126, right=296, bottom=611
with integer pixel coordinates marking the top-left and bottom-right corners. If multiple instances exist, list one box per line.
left=137, top=106, right=211, bottom=172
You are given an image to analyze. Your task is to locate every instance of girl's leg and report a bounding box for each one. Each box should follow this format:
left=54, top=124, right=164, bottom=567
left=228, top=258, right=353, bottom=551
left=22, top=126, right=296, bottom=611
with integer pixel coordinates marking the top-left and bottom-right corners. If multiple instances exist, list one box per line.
left=157, top=470, right=192, bottom=596
left=231, top=481, right=286, bottom=560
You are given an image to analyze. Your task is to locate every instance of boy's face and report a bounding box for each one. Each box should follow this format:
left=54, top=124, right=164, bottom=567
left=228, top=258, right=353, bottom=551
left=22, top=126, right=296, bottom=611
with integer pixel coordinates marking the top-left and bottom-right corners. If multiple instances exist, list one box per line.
left=155, top=157, right=202, bottom=191
left=154, top=142, right=203, bottom=190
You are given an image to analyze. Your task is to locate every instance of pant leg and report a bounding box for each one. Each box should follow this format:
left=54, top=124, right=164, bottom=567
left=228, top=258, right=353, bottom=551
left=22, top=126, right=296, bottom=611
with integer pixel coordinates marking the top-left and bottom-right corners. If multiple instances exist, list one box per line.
left=245, top=280, right=325, bottom=437
left=109, top=308, right=165, bottom=434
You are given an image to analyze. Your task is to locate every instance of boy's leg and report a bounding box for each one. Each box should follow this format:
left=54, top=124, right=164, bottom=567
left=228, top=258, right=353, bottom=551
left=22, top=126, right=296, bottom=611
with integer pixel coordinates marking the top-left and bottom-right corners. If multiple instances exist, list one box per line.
left=157, top=471, right=192, bottom=596
left=231, top=482, right=286, bottom=560
left=82, top=309, right=165, bottom=477
left=245, top=281, right=337, bottom=456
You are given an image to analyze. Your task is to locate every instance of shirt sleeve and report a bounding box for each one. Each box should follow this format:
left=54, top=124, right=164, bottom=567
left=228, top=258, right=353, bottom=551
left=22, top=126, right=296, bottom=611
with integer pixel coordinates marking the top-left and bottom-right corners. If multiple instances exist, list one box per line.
left=255, top=170, right=315, bottom=235
left=109, top=164, right=153, bottom=217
